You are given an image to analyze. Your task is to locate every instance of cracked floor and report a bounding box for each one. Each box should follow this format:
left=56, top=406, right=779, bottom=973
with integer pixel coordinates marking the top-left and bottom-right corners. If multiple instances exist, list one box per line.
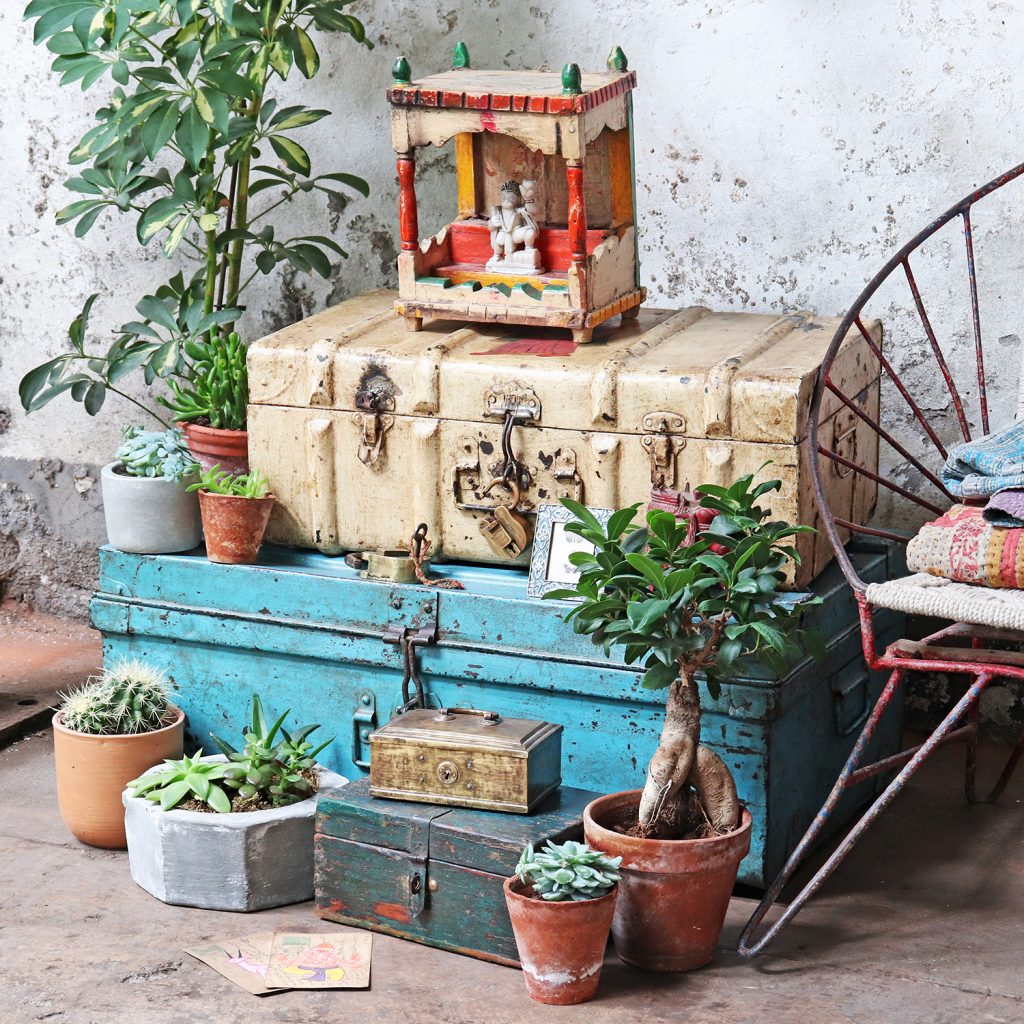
left=1, top=617, right=1023, bottom=1024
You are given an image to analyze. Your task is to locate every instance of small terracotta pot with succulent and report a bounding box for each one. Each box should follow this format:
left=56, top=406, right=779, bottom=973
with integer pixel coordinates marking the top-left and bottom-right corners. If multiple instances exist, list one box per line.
left=53, top=660, right=184, bottom=849
left=504, top=840, right=621, bottom=1005
left=548, top=468, right=821, bottom=971
left=189, top=465, right=275, bottom=564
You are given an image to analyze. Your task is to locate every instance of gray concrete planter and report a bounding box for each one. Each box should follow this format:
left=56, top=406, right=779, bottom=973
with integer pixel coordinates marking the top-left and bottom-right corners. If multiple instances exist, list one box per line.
left=102, top=462, right=202, bottom=554
left=122, top=758, right=347, bottom=912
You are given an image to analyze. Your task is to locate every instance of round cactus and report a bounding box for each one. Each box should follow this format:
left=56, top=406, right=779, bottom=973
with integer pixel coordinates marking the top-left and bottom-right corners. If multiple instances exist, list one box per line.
left=58, top=660, right=173, bottom=736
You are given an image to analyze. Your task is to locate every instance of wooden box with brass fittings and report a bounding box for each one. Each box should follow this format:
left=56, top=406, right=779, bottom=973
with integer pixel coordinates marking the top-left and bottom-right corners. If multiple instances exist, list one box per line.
left=247, top=289, right=881, bottom=588
left=368, top=706, right=562, bottom=813
left=315, top=777, right=598, bottom=964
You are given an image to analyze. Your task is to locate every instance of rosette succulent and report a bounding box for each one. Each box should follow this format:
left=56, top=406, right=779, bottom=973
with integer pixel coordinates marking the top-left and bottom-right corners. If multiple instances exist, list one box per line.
left=516, top=840, right=621, bottom=901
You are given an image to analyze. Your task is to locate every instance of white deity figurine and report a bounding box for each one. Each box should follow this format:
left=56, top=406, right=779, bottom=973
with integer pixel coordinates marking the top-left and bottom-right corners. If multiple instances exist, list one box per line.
left=486, top=179, right=544, bottom=274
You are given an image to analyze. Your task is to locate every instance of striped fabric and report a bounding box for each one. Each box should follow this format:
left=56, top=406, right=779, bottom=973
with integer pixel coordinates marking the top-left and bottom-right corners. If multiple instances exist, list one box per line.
left=942, top=421, right=1024, bottom=498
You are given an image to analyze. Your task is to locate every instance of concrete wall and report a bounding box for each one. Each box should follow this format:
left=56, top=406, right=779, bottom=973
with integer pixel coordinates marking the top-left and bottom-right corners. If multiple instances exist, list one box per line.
left=3, top=1, right=1024, bottom=621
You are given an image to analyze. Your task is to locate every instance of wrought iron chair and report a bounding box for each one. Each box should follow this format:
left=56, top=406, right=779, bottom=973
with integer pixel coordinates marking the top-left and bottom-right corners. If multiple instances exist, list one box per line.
left=738, top=161, right=1024, bottom=956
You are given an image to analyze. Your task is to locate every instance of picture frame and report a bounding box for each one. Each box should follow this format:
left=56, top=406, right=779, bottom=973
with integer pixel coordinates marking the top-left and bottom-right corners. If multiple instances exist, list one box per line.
left=526, top=503, right=614, bottom=599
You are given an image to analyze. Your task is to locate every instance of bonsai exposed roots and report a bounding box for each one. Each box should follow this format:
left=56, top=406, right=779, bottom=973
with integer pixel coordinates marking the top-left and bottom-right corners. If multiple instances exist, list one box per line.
left=636, top=671, right=741, bottom=840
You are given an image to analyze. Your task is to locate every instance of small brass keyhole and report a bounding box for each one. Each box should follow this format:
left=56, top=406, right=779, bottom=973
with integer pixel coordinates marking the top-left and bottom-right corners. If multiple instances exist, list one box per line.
left=437, top=760, right=460, bottom=785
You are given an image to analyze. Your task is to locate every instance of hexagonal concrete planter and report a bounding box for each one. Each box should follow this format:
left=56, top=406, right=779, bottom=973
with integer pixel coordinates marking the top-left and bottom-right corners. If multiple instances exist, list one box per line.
left=122, top=760, right=347, bottom=912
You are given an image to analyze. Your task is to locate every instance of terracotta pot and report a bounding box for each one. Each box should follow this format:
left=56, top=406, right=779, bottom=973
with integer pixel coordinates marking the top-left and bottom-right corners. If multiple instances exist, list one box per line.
left=503, top=875, right=617, bottom=1004
left=52, top=706, right=185, bottom=849
left=179, top=421, right=249, bottom=475
left=198, top=490, right=275, bottom=564
left=584, top=790, right=752, bottom=972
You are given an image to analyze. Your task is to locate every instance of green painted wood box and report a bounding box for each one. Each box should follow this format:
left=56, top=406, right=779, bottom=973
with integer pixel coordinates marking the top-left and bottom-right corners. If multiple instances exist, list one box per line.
left=314, top=777, right=598, bottom=965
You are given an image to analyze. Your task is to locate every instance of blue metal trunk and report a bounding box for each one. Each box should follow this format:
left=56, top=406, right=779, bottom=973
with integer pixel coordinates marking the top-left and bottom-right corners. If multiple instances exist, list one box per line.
left=90, top=540, right=905, bottom=888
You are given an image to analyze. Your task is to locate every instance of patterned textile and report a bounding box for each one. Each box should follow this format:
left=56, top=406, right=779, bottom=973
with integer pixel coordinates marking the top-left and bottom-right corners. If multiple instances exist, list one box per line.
left=866, top=573, right=1024, bottom=631
left=984, top=487, right=1024, bottom=528
left=941, top=421, right=1024, bottom=498
left=907, top=504, right=1024, bottom=588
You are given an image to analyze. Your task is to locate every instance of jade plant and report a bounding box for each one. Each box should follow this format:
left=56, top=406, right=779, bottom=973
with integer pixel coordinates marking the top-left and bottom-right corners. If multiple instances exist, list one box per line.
left=516, top=841, right=621, bottom=902
left=547, top=471, right=821, bottom=840
left=59, top=660, right=175, bottom=735
left=19, top=0, right=372, bottom=426
left=187, top=464, right=270, bottom=497
left=116, top=425, right=198, bottom=481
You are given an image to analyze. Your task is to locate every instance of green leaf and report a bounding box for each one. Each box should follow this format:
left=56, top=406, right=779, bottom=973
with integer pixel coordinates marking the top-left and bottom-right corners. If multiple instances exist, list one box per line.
left=255, top=250, right=276, bottom=274
left=641, top=661, right=677, bottom=690
left=314, top=172, right=371, bottom=198
left=175, top=105, right=208, bottom=170
left=83, top=380, right=105, bottom=414
left=137, top=196, right=186, bottom=245
left=140, top=100, right=180, bottom=159
left=207, top=783, right=232, bottom=813
left=624, top=553, right=666, bottom=595
left=158, top=779, right=192, bottom=810
left=269, top=135, right=310, bottom=175
left=196, top=88, right=229, bottom=136
left=292, top=25, right=320, bottom=78
left=135, top=295, right=179, bottom=333
left=626, top=597, right=672, bottom=633
left=162, top=214, right=191, bottom=257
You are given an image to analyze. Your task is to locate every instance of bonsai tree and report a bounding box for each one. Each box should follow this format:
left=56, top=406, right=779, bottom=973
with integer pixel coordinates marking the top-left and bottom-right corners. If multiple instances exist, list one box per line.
left=547, top=471, right=821, bottom=840
left=19, top=0, right=372, bottom=426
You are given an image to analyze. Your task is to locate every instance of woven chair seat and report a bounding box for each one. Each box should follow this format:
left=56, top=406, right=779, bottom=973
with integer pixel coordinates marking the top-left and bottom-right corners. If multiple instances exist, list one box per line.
left=866, top=573, right=1024, bottom=632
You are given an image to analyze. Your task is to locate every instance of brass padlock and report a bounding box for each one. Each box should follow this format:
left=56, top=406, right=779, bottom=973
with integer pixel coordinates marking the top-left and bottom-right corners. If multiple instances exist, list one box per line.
left=478, top=478, right=531, bottom=559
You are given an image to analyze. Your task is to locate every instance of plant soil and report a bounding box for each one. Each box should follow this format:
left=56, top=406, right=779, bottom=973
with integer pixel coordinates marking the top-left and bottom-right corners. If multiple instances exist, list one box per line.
left=612, top=788, right=721, bottom=842
left=176, top=768, right=319, bottom=814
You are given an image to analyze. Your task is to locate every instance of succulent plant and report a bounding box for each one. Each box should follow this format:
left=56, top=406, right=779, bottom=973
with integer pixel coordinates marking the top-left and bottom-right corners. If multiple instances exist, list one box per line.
left=187, top=465, right=270, bottom=499
left=58, top=660, right=174, bottom=736
left=128, top=750, right=233, bottom=813
left=161, top=331, right=248, bottom=431
left=209, top=694, right=332, bottom=808
left=516, top=840, right=622, bottom=902
left=116, top=426, right=198, bottom=482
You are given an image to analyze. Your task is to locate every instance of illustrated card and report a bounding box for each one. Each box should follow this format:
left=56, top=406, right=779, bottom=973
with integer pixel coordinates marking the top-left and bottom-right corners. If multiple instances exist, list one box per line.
left=184, top=931, right=281, bottom=996
left=265, top=932, right=372, bottom=989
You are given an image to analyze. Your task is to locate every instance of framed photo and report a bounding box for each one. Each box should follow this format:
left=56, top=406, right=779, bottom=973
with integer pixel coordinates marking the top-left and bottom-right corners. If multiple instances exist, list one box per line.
left=527, top=503, right=614, bottom=599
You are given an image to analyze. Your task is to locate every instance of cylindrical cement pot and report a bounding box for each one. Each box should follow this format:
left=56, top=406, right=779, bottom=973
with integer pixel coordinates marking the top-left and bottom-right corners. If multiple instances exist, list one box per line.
left=179, top=421, right=249, bottom=475
left=53, top=706, right=185, bottom=849
left=123, top=758, right=348, bottom=912
left=584, top=790, right=752, bottom=972
left=101, top=463, right=201, bottom=554
left=198, top=491, right=275, bottom=564
left=504, top=876, right=617, bottom=1004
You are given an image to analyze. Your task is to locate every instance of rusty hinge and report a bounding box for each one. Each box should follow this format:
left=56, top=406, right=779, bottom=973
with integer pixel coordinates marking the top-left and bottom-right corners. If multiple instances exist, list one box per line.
left=640, top=412, right=686, bottom=488
left=384, top=624, right=437, bottom=714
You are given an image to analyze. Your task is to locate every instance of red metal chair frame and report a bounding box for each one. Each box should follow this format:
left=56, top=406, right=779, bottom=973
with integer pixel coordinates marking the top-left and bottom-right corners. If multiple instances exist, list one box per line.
left=738, top=160, right=1024, bottom=957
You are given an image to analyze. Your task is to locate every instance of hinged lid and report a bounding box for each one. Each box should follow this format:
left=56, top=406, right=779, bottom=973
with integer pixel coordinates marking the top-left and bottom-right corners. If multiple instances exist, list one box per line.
left=248, top=290, right=879, bottom=444
left=368, top=707, right=561, bottom=757
left=316, top=778, right=595, bottom=875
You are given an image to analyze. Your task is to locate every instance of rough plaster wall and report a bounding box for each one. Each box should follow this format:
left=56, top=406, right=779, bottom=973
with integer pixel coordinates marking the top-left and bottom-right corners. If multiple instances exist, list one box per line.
left=3, top=2, right=1024, bottom=633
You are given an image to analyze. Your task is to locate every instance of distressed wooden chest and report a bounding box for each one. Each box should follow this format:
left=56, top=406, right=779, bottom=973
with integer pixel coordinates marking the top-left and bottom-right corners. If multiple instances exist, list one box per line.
left=314, top=778, right=596, bottom=964
left=90, top=539, right=905, bottom=888
left=246, top=290, right=881, bottom=587
left=368, top=707, right=562, bottom=813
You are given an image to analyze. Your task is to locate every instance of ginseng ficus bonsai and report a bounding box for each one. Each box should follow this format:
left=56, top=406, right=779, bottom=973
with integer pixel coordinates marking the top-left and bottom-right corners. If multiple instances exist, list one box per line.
left=548, top=471, right=821, bottom=840
left=19, top=0, right=371, bottom=426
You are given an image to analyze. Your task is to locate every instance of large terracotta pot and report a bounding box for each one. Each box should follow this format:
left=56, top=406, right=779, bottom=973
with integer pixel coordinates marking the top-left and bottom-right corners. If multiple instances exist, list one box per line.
left=52, top=706, right=185, bottom=849
left=179, top=421, right=249, bottom=475
left=584, top=790, right=752, bottom=972
left=503, top=876, right=617, bottom=1004
left=198, top=490, right=275, bottom=564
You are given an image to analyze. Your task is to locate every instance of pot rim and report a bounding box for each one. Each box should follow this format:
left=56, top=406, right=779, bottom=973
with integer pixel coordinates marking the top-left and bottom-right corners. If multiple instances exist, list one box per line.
left=101, top=461, right=189, bottom=486
left=197, top=489, right=276, bottom=503
left=177, top=420, right=248, bottom=440
left=503, top=873, right=618, bottom=909
left=52, top=704, right=186, bottom=740
left=584, top=789, right=752, bottom=851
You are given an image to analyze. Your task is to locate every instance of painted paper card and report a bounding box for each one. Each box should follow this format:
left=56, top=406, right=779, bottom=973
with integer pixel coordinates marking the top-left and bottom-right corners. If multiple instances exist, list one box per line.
left=265, top=932, right=372, bottom=989
left=184, top=931, right=280, bottom=996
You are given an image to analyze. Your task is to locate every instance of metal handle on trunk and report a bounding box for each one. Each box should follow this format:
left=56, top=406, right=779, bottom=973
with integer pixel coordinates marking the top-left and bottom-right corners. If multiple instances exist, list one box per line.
left=434, top=707, right=501, bottom=726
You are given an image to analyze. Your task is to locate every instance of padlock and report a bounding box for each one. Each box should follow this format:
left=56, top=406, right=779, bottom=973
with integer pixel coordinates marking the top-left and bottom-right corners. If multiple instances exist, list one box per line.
left=478, top=478, right=532, bottom=559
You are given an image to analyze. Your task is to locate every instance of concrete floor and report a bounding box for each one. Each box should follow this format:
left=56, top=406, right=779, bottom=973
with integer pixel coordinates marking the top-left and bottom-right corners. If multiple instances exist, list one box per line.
left=2, top=615, right=1024, bottom=1024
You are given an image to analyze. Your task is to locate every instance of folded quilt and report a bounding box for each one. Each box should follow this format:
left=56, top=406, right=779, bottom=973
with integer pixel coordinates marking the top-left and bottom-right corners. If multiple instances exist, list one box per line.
left=907, top=504, right=1024, bottom=589
left=984, top=487, right=1024, bottom=528
left=941, top=421, right=1024, bottom=498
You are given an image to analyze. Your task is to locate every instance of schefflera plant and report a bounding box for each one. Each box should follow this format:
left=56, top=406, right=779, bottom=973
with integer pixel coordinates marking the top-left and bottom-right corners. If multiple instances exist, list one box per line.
left=516, top=841, right=621, bottom=902
left=20, top=0, right=372, bottom=424
left=547, top=472, right=822, bottom=840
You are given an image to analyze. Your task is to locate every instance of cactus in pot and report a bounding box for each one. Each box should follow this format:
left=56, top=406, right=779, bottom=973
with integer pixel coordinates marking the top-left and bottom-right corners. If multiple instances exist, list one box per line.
left=53, top=660, right=184, bottom=849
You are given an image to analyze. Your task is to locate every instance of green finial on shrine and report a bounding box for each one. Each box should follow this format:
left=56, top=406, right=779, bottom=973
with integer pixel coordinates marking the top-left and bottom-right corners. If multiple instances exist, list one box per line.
left=392, top=56, right=412, bottom=85
left=452, top=41, right=470, bottom=69
left=561, top=62, right=582, bottom=95
left=607, top=46, right=628, bottom=72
